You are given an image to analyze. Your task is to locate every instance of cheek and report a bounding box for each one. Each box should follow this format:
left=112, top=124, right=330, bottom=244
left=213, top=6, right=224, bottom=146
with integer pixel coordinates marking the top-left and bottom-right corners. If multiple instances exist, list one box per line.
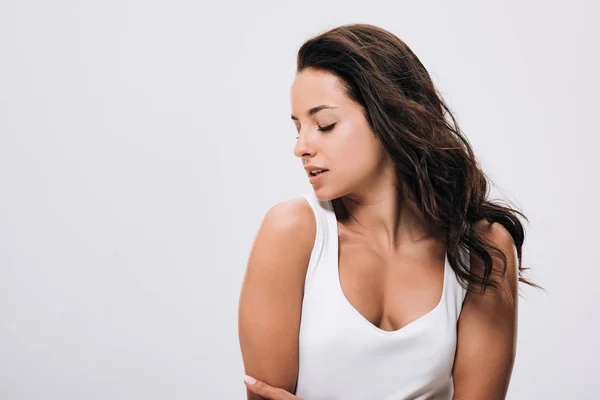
left=334, top=130, right=382, bottom=177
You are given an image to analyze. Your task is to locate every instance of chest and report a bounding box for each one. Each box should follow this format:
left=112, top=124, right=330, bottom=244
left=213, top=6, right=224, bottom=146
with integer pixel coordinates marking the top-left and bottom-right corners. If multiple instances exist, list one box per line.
left=336, top=222, right=447, bottom=333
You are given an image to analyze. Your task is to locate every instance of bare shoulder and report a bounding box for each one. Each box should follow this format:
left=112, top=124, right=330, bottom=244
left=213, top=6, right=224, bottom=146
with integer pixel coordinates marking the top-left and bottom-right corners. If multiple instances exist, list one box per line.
left=472, top=219, right=514, bottom=245
left=468, top=219, right=519, bottom=301
left=261, top=196, right=316, bottom=242
left=238, top=196, right=316, bottom=398
left=244, top=195, right=317, bottom=294
left=253, top=196, right=317, bottom=272
left=470, top=219, right=517, bottom=270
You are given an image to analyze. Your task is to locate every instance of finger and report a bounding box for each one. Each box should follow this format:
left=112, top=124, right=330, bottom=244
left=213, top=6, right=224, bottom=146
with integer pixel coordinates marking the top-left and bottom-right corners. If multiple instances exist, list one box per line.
left=243, top=375, right=292, bottom=399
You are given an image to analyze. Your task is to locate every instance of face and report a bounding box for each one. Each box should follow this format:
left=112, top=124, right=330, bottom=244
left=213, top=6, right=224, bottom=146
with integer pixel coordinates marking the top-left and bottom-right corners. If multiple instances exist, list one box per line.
left=290, top=68, right=391, bottom=201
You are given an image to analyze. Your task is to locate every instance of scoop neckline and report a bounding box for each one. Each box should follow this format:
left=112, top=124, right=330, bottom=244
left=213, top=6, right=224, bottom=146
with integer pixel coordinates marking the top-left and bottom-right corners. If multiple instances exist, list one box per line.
left=327, top=199, right=448, bottom=337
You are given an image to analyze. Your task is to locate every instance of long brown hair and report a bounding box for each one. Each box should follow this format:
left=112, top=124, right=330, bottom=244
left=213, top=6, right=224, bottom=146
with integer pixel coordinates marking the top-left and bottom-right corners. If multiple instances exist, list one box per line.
left=296, top=23, right=543, bottom=294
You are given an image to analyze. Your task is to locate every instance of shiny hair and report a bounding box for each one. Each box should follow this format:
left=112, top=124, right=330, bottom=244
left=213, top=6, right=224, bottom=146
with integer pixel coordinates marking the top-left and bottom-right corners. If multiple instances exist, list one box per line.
left=296, top=23, right=542, bottom=294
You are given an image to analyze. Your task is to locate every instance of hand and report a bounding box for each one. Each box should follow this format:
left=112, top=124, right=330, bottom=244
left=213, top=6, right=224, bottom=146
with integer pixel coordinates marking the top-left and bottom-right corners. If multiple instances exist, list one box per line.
left=243, top=375, right=303, bottom=399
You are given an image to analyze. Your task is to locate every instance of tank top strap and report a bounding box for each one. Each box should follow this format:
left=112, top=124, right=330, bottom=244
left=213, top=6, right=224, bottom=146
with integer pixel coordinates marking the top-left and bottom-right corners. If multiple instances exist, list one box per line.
left=300, top=192, right=328, bottom=293
left=445, top=245, right=472, bottom=321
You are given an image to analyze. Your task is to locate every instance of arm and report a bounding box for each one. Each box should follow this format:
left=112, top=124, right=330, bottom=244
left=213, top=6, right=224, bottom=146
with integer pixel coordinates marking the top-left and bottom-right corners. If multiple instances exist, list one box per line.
left=452, top=222, right=519, bottom=400
left=238, top=198, right=316, bottom=400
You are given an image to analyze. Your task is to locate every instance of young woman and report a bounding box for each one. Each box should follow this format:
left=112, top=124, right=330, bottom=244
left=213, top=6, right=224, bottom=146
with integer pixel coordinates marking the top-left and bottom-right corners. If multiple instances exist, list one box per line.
left=238, top=23, right=542, bottom=400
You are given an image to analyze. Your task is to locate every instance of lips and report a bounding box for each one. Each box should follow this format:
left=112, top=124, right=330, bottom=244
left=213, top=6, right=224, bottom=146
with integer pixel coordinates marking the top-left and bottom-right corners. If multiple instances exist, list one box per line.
left=308, top=169, right=329, bottom=184
left=309, top=169, right=328, bottom=176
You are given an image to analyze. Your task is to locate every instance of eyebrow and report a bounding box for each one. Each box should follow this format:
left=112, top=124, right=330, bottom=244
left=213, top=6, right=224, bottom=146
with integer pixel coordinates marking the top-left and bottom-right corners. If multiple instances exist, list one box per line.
left=291, top=105, right=338, bottom=121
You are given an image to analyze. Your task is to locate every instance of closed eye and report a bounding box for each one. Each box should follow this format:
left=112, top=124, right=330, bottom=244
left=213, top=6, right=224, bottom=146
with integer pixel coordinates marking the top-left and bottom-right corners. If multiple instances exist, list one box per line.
left=295, top=123, right=336, bottom=139
left=318, top=123, right=336, bottom=132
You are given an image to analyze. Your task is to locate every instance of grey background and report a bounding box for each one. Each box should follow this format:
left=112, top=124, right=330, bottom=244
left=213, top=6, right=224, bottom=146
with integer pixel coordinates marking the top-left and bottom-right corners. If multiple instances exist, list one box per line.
left=0, top=0, right=598, bottom=398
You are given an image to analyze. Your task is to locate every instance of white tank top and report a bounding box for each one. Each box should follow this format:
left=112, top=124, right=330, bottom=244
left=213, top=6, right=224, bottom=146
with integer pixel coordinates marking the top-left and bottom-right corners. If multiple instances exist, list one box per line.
left=294, top=192, right=470, bottom=400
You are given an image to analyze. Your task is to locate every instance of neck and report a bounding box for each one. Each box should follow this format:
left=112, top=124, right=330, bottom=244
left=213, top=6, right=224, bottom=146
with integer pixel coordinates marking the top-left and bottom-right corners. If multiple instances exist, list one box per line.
left=333, top=181, right=439, bottom=255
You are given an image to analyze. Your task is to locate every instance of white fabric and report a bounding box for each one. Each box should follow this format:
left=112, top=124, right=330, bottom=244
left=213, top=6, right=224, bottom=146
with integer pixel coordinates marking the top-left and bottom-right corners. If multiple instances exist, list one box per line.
left=294, top=191, right=470, bottom=400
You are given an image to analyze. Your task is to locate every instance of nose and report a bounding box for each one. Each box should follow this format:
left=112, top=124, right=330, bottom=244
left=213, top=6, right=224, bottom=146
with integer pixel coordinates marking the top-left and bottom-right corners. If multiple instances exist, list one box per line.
left=293, top=129, right=316, bottom=159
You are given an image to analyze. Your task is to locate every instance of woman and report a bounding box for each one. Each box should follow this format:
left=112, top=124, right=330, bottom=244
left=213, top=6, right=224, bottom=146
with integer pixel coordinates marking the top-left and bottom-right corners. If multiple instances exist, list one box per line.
left=238, top=23, right=542, bottom=400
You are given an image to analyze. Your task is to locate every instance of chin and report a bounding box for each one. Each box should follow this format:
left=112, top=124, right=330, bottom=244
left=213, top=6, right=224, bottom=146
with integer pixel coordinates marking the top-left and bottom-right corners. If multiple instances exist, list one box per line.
left=313, top=187, right=343, bottom=203
left=312, top=188, right=332, bottom=202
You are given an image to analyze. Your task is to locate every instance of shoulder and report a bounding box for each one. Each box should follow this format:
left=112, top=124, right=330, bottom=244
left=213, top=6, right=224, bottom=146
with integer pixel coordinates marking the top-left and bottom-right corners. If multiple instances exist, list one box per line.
left=469, top=219, right=519, bottom=302
left=248, top=196, right=317, bottom=275
left=472, top=219, right=515, bottom=248
left=471, top=219, right=518, bottom=272
left=258, top=196, right=317, bottom=251
left=262, top=196, right=316, bottom=233
left=240, top=195, right=319, bottom=325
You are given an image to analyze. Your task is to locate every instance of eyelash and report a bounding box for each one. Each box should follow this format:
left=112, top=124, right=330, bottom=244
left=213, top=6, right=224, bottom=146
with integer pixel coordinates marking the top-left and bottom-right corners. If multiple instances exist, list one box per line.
left=295, top=123, right=336, bottom=139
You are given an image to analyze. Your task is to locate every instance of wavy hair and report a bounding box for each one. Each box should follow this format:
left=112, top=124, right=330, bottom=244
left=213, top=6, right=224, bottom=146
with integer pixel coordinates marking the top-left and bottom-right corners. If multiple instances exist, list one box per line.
left=296, top=23, right=543, bottom=294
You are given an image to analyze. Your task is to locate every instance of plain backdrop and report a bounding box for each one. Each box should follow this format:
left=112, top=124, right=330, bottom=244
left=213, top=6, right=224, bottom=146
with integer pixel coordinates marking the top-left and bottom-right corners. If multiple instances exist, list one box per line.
left=0, top=0, right=598, bottom=399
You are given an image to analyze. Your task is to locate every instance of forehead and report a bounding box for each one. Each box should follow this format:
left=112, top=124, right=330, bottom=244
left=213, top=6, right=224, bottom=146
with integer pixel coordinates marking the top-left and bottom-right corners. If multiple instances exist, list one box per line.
left=290, top=69, right=346, bottom=110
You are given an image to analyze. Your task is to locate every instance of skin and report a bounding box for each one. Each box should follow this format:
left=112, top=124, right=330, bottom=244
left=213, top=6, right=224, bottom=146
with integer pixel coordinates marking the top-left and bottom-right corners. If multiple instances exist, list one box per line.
left=238, top=68, right=518, bottom=399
